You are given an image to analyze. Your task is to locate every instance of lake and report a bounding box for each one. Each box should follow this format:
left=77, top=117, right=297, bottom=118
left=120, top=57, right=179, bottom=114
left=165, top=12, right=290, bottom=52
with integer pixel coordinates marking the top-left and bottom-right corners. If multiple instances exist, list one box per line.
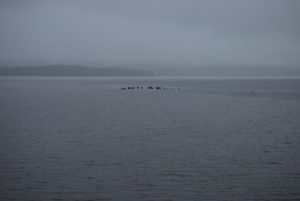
left=0, top=77, right=300, bottom=201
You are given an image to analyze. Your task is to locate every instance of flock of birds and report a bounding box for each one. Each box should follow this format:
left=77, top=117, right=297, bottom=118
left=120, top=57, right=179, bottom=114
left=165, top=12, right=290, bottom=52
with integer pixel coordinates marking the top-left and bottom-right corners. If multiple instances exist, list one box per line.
left=120, top=86, right=180, bottom=90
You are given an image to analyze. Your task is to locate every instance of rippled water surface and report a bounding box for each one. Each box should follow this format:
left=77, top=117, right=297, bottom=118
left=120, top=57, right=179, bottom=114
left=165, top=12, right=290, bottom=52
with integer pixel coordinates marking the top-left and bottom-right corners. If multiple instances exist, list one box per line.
left=0, top=77, right=300, bottom=201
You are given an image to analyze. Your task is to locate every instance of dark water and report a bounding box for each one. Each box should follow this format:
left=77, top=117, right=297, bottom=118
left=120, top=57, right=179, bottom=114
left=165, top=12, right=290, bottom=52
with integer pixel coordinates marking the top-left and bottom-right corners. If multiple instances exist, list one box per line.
left=0, top=77, right=300, bottom=201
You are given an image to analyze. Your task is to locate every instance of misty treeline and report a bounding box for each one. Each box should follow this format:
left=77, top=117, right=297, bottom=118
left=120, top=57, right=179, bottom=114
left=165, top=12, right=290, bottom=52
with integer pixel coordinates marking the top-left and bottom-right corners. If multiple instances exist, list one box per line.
left=0, top=65, right=154, bottom=76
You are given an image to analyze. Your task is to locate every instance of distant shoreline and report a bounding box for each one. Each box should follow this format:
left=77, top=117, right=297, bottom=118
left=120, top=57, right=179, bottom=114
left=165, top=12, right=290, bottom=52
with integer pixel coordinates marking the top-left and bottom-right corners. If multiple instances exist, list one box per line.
left=0, top=65, right=154, bottom=77
left=1, top=76, right=299, bottom=81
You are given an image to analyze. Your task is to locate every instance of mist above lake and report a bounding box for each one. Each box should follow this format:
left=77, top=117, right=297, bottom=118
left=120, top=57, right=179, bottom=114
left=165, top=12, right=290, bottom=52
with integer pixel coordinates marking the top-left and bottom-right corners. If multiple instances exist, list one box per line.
left=1, top=1, right=300, bottom=200
left=0, top=0, right=300, bottom=74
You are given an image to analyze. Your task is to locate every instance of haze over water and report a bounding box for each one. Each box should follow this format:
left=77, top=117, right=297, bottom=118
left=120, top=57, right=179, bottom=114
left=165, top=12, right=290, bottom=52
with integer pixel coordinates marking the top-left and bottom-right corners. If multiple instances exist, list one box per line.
left=1, top=0, right=300, bottom=200
left=0, top=77, right=299, bottom=201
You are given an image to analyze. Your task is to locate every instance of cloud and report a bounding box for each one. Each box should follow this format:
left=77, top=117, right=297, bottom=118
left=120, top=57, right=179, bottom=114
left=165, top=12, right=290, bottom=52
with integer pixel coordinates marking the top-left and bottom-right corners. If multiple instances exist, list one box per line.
left=0, top=0, right=299, bottom=67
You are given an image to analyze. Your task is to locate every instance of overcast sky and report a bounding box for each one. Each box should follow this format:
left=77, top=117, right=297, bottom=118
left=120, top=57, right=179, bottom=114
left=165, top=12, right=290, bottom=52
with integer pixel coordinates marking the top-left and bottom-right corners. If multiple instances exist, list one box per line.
left=0, top=0, right=299, bottom=67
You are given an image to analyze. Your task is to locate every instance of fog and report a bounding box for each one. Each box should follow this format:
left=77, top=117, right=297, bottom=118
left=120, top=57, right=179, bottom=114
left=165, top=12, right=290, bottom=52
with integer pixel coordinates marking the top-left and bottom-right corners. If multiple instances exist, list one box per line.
left=1, top=2, right=300, bottom=200
left=0, top=0, right=300, bottom=74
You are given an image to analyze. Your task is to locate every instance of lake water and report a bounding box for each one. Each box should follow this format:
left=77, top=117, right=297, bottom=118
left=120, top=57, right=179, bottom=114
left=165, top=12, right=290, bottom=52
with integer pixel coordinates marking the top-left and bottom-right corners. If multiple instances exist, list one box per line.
left=0, top=77, right=300, bottom=201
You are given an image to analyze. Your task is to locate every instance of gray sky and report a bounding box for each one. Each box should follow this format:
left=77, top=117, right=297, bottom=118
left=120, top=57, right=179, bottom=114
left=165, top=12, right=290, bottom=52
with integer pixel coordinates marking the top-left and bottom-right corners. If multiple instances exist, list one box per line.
left=0, top=0, right=300, bottom=67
